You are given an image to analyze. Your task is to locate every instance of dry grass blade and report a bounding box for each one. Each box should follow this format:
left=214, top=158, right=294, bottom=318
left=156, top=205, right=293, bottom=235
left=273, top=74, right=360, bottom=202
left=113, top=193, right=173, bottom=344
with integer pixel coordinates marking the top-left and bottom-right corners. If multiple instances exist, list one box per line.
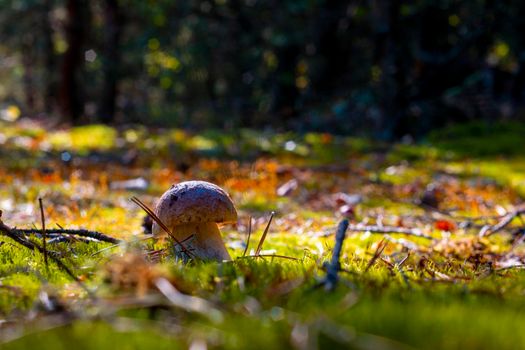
left=91, top=243, right=121, bottom=257
left=38, top=198, right=48, bottom=268
left=255, top=211, right=275, bottom=256
left=397, top=253, right=410, bottom=268
left=242, top=216, right=252, bottom=257
left=237, top=254, right=299, bottom=261
left=130, top=196, right=193, bottom=259
left=365, top=239, right=388, bottom=272
left=395, top=253, right=411, bottom=288
left=154, top=277, right=223, bottom=322
left=91, top=235, right=160, bottom=257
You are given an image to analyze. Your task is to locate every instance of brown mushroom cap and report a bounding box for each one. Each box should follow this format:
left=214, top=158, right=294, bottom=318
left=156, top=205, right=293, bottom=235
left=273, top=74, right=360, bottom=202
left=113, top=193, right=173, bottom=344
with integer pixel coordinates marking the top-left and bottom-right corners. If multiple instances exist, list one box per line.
left=153, top=181, right=237, bottom=234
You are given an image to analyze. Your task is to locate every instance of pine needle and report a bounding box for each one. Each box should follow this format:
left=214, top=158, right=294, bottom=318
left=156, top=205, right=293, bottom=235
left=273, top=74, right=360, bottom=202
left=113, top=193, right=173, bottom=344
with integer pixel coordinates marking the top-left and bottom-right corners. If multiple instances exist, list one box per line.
left=365, top=239, right=388, bottom=272
left=255, top=211, right=275, bottom=256
left=242, top=216, right=252, bottom=257
left=38, top=198, right=48, bottom=268
left=130, top=196, right=194, bottom=259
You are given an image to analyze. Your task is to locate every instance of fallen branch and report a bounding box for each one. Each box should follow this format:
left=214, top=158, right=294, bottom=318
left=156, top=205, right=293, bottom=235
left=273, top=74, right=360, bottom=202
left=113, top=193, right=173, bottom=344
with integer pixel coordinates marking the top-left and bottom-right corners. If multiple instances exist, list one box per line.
left=0, top=213, right=91, bottom=295
left=479, top=205, right=525, bottom=237
left=345, top=224, right=433, bottom=240
left=16, top=228, right=121, bottom=244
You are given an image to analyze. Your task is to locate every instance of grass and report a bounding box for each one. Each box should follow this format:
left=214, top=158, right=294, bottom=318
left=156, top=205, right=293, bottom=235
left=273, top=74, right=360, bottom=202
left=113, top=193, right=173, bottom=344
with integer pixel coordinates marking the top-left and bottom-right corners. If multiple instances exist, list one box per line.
left=1, top=120, right=525, bottom=349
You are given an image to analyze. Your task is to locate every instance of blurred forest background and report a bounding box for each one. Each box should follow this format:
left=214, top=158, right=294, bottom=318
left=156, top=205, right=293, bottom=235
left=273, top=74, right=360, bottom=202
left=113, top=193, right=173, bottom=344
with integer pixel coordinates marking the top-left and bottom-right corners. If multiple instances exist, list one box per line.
left=2, top=0, right=525, bottom=140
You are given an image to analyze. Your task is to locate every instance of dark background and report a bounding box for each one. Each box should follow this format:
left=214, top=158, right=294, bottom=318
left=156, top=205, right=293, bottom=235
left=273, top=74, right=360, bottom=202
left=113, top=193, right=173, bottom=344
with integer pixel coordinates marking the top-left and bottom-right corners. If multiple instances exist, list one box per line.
left=2, top=0, right=525, bottom=140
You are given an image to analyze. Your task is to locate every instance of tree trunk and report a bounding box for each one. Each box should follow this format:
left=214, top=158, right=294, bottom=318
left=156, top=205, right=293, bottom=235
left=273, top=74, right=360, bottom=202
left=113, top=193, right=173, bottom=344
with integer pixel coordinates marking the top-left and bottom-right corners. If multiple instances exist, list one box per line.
left=22, top=43, right=36, bottom=115
left=371, top=0, right=405, bottom=140
left=59, top=0, right=88, bottom=124
left=42, top=0, right=56, bottom=114
left=271, top=44, right=301, bottom=119
left=99, top=0, right=122, bottom=124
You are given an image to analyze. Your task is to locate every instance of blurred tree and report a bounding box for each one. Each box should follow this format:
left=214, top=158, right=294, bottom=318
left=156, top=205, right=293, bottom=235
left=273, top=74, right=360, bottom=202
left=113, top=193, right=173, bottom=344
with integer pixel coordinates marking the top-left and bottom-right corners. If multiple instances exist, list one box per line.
left=42, top=0, right=56, bottom=114
left=99, top=0, right=123, bottom=123
left=59, top=0, right=89, bottom=123
left=1, top=0, right=525, bottom=136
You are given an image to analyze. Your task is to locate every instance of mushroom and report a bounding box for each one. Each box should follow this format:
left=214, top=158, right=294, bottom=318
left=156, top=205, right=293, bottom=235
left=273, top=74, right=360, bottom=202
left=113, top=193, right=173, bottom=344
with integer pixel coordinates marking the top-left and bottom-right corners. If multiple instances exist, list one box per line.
left=152, top=181, right=237, bottom=261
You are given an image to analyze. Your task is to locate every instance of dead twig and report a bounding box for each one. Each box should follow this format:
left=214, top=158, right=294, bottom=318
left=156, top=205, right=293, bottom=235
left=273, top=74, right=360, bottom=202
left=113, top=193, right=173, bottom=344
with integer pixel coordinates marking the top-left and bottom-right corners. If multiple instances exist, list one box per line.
left=0, top=214, right=92, bottom=296
left=365, top=239, right=388, bottom=272
left=319, top=219, right=350, bottom=291
left=348, top=224, right=433, bottom=240
left=130, top=196, right=194, bottom=259
left=255, top=211, right=275, bottom=256
left=242, top=216, right=252, bottom=257
left=38, top=198, right=48, bottom=268
left=319, top=223, right=432, bottom=240
left=16, top=228, right=121, bottom=244
left=479, top=205, right=525, bottom=237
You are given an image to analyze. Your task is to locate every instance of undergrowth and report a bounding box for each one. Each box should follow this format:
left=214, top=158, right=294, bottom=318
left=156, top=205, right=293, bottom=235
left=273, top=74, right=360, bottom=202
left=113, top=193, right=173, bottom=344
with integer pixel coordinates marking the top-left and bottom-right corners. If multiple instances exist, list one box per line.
left=1, top=120, right=525, bottom=349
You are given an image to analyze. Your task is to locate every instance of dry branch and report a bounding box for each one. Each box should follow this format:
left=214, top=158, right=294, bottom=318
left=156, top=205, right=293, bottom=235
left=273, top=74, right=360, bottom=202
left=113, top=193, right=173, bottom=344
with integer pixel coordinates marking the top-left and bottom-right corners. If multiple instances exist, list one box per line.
left=343, top=224, right=433, bottom=240
left=479, top=205, right=525, bottom=237
left=0, top=214, right=88, bottom=292
left=320, top=219, right=350, bottom=291
left=38, top=198, right=48, bottom=268
left=16, top=228, right=121, bottom=244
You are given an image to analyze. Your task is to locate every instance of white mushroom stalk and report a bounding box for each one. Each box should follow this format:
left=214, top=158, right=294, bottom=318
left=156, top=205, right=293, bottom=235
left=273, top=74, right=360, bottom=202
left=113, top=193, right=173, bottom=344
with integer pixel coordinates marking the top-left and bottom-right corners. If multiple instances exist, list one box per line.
left=172, top=222, right=231, bottom=260
left=153, top=181, right=237, bottom=261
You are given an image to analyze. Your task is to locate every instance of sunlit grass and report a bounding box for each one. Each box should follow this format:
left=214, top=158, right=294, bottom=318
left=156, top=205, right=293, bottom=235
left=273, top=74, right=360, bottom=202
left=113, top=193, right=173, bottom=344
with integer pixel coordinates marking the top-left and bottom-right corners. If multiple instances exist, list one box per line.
left=2, top=120, right=525, bottom=349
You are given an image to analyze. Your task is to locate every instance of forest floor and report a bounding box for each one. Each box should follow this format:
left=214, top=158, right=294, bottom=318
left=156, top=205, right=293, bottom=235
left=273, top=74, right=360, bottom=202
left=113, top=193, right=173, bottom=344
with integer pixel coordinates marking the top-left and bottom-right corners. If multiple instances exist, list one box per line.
left=1, top=120, right=525, bottom=349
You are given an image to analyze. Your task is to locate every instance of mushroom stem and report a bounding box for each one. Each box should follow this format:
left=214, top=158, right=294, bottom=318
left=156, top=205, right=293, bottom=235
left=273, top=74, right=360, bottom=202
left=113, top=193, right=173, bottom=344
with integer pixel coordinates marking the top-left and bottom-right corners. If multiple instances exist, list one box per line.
left=174, top=222, right=231, bottom=261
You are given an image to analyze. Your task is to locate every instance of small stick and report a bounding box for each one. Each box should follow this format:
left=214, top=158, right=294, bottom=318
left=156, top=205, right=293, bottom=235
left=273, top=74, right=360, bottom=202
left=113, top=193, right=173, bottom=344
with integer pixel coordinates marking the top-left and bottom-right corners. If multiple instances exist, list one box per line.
left=348, top=224, right=433, bottom=239
left=38, top=198, right=48, bottom=268
left=365, top=238, right=388, bottom=272
left=317, top=224, right=433, bottom=240
left=323, top=219, right=349, bottom=291
left=0, top=217, right=93, bottom=297
left=255, top=211, right=275, bottom=256
left=16, top=228, right=121, bottom=244
left=242, top=216, right=252, bottom=257
left=480, top=206, right=525, bottom=237
left=130, top=196, right=193, bottom=259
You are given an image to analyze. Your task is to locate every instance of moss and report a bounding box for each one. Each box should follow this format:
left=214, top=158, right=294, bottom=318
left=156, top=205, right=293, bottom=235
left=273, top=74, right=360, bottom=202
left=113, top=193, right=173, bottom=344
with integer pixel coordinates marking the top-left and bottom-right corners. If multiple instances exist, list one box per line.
left=428, top=121, right=525, bottom=158
left=3, top=122, right=525, bottom=348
